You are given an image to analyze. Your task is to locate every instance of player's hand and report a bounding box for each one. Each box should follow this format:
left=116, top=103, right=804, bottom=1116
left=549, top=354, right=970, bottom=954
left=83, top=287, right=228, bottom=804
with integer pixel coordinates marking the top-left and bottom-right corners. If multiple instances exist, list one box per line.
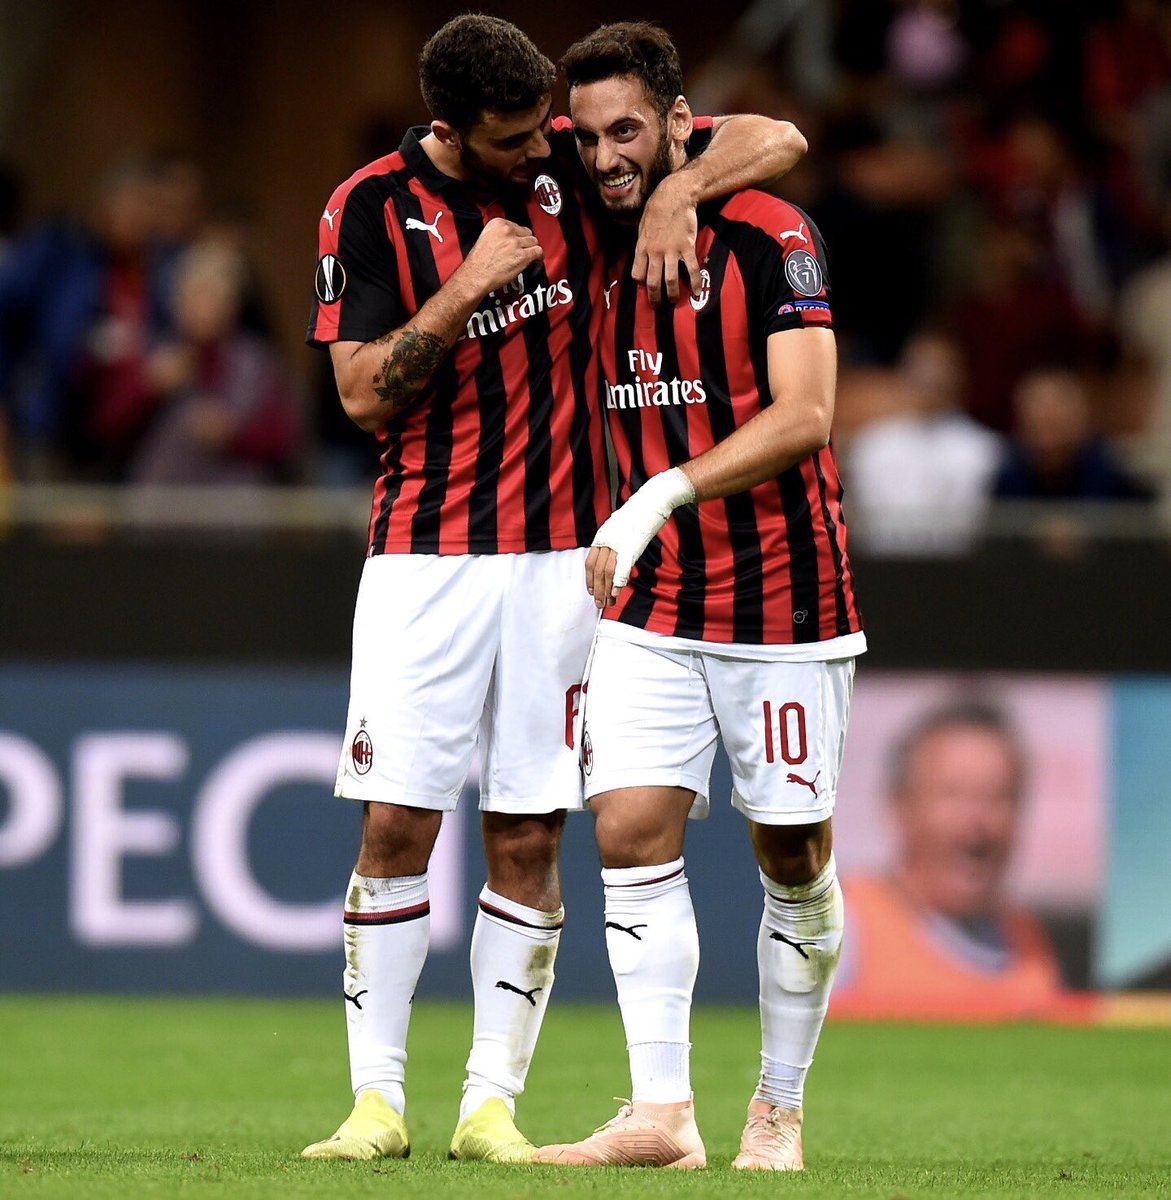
left=632, top=174, right=700, bottom=307
left=585, top=467, right=696, bottom=606
left=461, top=218, right=544, bottom=296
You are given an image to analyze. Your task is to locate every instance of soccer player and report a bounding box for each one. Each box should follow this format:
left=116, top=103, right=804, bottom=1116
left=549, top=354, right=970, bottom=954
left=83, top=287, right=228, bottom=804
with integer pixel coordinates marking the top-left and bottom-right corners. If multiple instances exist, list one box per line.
left=533, top=23, right=864, bottom=1172
left=300, top=15, right=807, bottom=1166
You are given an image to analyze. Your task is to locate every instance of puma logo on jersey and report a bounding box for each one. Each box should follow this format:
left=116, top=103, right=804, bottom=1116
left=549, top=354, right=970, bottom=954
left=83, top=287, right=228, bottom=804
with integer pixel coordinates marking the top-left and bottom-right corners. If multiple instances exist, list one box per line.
left=786, top=770, right=821, bottom=796
left=495, top=979, right=542, bottom=1006
left=322, top=207, right=340, bottom=230
left=605, top=921, right=648, bottom=941
left=406, top=211, right=444, bottom=242
left=779, top=221, right=808, bottom=244
left=343, top=988, right=368, bottom=1009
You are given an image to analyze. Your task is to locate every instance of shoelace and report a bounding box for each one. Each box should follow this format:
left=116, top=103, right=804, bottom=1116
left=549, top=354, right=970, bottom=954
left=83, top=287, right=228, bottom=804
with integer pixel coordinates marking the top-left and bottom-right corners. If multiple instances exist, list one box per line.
left=595, top=1098, right=635, bottom=1134
left=745, top=1109, right=800, bottom=1148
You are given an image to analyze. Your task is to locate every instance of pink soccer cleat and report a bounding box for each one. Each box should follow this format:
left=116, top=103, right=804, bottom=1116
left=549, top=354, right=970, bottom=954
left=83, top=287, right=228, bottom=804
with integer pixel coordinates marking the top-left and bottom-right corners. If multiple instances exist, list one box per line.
left=534, top=1098, right=706, bottom=1169
left=731, top=1100, right=804, bottom=1171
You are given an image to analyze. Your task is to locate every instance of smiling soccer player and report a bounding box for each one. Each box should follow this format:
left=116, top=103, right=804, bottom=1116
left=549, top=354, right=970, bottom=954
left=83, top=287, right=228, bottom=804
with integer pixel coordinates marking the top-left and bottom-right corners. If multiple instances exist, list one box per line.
left=534, top=22, right=864, bottom=1172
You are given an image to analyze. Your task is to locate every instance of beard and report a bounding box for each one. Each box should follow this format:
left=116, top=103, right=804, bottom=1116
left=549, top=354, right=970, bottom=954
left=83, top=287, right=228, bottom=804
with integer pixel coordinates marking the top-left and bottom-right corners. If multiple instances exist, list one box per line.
left=600, top=130, right=674, bottom=221
left=458, top=142, right=535, bottom=198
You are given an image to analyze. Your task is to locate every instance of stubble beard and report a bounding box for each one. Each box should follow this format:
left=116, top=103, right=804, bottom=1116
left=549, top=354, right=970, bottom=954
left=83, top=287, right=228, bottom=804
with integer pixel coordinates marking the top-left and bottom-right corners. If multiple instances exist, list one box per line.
left=603, top=130, right=674, bottom=222
left=459, top=142, right=533, bottom=198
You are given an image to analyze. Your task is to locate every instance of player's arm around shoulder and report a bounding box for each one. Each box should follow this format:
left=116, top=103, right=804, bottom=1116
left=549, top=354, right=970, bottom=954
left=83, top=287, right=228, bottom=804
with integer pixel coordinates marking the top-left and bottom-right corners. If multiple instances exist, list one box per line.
left=636, top=113, right=807, bottom=306
left=697, top=114, right=808, bottom=193
left=331, top=219, right=543, bottom=432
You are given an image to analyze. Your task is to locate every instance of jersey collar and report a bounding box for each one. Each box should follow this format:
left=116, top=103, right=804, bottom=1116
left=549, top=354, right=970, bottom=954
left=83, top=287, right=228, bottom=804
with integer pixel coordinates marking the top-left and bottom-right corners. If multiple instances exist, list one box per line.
left=399, top=126, right=466, bottom=195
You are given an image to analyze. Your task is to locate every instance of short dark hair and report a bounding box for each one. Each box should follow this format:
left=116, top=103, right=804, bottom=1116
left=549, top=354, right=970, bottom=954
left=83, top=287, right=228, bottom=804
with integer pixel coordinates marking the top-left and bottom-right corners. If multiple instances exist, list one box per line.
left=419, top=15, right=555, bottom=133
left=561, top=22, right=684, bottom=120
left=889, top=701, right=1025, bottom=799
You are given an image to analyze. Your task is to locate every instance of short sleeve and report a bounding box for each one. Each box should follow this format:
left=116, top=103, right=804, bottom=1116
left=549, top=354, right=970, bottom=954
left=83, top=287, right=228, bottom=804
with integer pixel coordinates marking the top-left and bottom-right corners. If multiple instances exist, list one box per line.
left=719, top=196, right=833, bottom=337
left=307, top=174, right=405, bottom=349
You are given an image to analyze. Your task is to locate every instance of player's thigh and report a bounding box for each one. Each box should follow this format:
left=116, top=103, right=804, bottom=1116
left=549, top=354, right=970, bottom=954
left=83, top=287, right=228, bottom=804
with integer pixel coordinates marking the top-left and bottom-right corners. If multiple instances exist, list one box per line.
left=337, top=553, right=505, bottom=809
left=708, top=655, right=855, bottom=824
left=582, top=627, right=720, bottom=816
left=479, top=548, right=599, bottom=813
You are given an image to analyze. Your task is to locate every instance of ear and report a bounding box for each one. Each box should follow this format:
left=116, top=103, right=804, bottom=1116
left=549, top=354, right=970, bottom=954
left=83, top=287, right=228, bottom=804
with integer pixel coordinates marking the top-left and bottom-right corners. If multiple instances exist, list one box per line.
left=430, top=119, right=461, bottom=149
left=669, top=96, right=693, bottom=148
left=668, top=96, right=692, bottom=168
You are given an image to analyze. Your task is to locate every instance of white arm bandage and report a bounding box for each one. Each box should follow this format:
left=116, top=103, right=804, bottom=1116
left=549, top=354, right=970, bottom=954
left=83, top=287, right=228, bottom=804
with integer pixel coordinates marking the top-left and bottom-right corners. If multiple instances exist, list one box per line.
left=591, top=467, right=696, bottom=592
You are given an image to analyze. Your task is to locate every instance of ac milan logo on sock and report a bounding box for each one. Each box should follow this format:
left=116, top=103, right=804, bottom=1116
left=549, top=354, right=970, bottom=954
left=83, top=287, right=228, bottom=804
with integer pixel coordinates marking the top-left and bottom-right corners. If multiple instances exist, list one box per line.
left=351, top=729, right=373, bottom=775
left=534, top=173, right=562, bottom=215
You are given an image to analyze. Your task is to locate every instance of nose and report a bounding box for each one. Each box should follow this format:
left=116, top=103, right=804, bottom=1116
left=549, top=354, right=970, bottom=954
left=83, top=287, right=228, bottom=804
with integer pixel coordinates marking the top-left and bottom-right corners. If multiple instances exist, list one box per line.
left=595, top=138, right=620, bottom=175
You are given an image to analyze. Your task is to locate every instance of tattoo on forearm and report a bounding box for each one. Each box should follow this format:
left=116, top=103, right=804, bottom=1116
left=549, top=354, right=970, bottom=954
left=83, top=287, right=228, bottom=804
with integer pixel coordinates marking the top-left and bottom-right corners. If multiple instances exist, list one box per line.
left=372, top=330, right=448, bottom=411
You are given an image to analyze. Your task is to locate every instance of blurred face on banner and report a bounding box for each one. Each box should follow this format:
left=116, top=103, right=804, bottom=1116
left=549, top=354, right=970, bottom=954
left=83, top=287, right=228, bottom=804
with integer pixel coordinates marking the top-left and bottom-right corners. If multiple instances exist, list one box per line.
left=893, top=723, right=1022, bottom=920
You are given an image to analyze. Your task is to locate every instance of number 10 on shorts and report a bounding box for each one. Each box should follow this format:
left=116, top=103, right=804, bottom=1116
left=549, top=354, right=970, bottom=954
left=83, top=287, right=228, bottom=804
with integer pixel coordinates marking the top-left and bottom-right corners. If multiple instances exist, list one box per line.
left=763, top=700, right=808, bottom=765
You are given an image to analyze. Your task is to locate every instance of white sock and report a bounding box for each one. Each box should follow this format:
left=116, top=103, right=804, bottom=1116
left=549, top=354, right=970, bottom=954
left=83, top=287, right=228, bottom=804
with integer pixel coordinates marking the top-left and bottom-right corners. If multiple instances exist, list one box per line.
left=343, top=870, right=430, bottom=1115
left=601, top=858, right=698, bottom=1104
left=756, top=855, right=844, bottom=1111
left=460, top=886, right=563, bottom=1122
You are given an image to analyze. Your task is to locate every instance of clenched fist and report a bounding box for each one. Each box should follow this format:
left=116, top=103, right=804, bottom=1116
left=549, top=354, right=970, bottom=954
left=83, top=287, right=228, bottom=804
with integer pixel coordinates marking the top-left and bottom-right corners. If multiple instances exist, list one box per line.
left=460, top=218, right=544, bottom=297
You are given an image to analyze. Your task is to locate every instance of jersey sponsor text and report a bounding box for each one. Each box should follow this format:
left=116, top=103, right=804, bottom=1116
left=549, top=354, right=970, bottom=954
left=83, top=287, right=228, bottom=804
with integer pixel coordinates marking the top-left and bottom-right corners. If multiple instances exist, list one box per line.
left=461, top=275, right=575, bottom=341
left=605, top=347, right=707, bottom=409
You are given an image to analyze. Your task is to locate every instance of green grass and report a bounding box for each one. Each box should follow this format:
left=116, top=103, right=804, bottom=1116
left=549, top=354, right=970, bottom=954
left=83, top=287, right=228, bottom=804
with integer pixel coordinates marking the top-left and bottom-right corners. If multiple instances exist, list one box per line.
left=1, top=997, right=1168, bottom=1198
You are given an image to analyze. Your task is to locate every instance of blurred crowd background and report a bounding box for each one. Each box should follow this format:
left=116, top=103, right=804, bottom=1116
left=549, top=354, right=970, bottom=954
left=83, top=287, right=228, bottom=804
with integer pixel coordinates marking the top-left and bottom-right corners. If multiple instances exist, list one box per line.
left=1, top=0, right=1170, bottom=551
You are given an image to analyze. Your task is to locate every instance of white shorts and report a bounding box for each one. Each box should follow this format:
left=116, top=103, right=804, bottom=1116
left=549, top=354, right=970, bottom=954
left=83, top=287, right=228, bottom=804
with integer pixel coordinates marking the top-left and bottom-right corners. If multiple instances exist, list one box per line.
left=336, top=549, right=597, bottom=814
left=581, top=623, right=855, bottom=824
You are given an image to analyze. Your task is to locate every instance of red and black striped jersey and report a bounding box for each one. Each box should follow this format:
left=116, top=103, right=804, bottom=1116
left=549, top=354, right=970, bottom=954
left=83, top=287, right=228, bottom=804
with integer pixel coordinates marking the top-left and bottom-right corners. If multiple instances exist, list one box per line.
left=598, top=191, right=863, bottom=645
left=307, top=122, right=608, bottom=555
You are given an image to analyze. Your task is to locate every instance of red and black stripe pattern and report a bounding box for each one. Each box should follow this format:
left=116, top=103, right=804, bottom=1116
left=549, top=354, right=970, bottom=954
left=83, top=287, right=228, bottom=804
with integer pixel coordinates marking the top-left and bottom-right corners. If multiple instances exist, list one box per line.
left=605, top=863, right=686, bottom=888
left=343, top=901, right=430, bottom=926
left=598, top=192, right=863, bottom=646
left=307, top=124, right=608, bottom=555
left=478, top=896, right=565, bottom=930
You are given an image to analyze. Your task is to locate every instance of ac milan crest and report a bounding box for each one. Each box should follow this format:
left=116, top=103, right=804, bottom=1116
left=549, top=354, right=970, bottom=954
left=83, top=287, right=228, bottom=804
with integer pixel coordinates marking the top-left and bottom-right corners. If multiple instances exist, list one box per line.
left=534, top=173, right=562, bottom=216
left=351, top=729, right=374, bottom=775
left=581, top=731, right=594, bottom=775
left=689, top=268, right=712, bottom=312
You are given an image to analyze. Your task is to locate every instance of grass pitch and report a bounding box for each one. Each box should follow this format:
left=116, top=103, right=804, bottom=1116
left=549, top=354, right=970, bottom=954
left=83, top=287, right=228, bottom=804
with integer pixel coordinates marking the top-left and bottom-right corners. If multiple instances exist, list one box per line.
left=1, top=997, right=1168, bottom=1198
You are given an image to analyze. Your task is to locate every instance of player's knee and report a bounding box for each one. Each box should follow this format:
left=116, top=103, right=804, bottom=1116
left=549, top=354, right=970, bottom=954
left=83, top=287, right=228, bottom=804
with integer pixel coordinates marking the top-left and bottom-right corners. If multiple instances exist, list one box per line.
left=592, top=788, right=692, bottom=868
left=593, top=808, right=676, bottom=868
left=752, top=819, right=831, bottom=885
left=357, top=802, right=442, bottom=876
left=593, top=807, right=640, bottom=866
left=483, top=812, right=565, bottom=875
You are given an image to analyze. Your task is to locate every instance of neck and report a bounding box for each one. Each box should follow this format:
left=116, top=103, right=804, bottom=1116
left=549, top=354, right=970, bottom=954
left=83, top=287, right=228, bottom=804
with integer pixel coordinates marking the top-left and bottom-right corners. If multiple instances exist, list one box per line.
left=419, top=131, right=467, bottom=182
